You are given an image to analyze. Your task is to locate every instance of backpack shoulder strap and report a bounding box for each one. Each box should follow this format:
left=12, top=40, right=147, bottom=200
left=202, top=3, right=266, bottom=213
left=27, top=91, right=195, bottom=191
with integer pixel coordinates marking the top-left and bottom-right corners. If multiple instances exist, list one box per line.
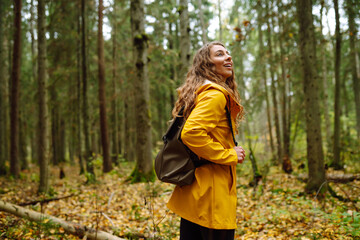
left=225, top=96, right=238, bottom=146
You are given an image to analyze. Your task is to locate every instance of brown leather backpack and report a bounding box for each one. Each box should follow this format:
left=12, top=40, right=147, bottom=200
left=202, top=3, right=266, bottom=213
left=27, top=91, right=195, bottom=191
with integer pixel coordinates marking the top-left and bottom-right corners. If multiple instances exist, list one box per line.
left=155, top=104, right=237, bottom=186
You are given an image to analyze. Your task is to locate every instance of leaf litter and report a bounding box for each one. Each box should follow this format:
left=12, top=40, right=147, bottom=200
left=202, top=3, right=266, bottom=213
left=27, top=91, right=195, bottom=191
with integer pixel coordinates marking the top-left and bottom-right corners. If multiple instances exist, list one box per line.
left=0, top=162, right=359, bottom=240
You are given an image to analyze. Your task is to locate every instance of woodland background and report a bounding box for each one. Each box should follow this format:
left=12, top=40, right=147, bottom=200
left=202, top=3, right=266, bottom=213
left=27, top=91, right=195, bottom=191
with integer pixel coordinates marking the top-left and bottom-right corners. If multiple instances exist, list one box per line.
left=0, top=0, right=359, bottom=239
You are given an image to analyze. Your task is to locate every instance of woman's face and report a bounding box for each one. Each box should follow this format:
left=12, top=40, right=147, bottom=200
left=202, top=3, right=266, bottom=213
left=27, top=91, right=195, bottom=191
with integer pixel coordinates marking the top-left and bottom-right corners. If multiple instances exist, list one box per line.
left=209, top=45, right=233, bottom=81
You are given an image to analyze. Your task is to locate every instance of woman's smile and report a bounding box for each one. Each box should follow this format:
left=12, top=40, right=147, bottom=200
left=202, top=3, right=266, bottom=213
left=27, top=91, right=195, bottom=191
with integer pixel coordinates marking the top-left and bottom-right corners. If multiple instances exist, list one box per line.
left=210, top=45, right=233, bottom=80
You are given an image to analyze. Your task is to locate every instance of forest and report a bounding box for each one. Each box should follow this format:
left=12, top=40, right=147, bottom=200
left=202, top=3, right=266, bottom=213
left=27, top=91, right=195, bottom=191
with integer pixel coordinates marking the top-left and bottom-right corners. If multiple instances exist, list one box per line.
left=0, top=0, right=359, bottom=239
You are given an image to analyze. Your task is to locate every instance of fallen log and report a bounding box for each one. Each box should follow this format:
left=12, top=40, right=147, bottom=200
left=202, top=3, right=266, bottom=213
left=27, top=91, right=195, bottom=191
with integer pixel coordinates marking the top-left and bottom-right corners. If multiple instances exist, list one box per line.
left=0, top=200, right=125, bottom=240
left=296, top=173, right=360, bottom=183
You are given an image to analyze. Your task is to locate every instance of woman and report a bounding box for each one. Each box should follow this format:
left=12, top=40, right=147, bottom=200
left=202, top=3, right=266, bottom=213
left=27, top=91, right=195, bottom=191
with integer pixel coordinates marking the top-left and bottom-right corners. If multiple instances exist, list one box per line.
left=167, top=41, right=246, bottom=240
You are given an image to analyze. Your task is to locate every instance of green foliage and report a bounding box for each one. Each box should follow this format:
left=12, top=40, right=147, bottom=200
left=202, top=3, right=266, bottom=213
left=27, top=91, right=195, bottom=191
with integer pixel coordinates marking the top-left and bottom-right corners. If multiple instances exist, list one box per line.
left=128, top=165, right=155, bottom=184
left=85, top=172, right=96, bottom=184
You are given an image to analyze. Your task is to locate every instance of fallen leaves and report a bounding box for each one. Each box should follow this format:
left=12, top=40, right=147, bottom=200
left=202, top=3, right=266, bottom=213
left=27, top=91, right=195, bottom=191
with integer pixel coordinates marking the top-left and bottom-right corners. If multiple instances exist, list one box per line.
left=0, top=163, right=359, bottom=239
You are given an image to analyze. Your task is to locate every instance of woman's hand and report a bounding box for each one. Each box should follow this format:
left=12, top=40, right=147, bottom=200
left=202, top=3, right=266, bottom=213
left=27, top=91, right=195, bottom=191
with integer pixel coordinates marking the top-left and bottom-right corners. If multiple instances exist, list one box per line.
left=234, top=146, right=246, bottom=164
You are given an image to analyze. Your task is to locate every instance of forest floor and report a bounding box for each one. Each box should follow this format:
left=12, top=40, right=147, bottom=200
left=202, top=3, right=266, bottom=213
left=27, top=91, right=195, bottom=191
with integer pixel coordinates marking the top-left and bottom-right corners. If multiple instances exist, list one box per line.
left=0, top=161, right=359, bottom=240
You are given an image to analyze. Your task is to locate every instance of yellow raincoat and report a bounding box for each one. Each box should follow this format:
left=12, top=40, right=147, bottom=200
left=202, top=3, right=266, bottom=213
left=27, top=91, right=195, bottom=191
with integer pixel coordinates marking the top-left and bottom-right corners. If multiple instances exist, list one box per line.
left=167, top=81, right=241, bottom=229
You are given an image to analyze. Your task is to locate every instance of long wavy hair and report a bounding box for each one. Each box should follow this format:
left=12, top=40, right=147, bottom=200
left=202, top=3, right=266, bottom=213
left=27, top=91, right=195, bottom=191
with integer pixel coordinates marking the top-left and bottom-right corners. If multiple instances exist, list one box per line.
left=172, top=41, right=244, bottom=125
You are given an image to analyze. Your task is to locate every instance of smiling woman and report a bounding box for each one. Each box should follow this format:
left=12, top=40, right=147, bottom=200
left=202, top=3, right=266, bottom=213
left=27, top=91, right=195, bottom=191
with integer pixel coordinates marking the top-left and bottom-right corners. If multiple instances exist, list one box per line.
left=166, top=41, right=246, bottom=240
left=210, top=45, right=233, bottom=80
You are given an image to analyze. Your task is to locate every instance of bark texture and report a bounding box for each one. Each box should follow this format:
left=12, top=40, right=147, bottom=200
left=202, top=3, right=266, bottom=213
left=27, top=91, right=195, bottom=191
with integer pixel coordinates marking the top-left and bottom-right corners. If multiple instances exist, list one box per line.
left=266, top=1, right=283, bottom=164
left=179, top=0, right=191, bottom=79
left=320, top=2, right=332, bottom=149
left=345, top=0, right=360, bottom=139
left=10, top=0, right=22, bottom=178
left=81, top=0, right=93, bottom=176
left=76, top=1, right=84, bottom=173
left=130, top=0, right=153, bottom=180
left=296, top=0, right=326, bottom=193
left=277, top=0, right=292, bottom=173
left=0, top=0, right=7, bottom=175
left=111, top=1, right=120, bottom=164
left=0, top=201, right=125, bottom=240
left=332, top=0, right=342, bottom=169
left=257, top=1, right=274, bottom=156
left=197, top=0, right=207, bottom=44
left=98, top=0, right=112, bottom=173
left=37, top=0, right=50, bottom=193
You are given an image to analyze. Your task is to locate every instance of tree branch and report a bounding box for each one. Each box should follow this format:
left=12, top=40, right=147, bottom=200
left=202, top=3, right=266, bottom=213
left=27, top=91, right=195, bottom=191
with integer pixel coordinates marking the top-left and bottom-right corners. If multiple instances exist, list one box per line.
left=0, top=200, right=125, bottom=240
left=18, top=194, right=76, bottom=206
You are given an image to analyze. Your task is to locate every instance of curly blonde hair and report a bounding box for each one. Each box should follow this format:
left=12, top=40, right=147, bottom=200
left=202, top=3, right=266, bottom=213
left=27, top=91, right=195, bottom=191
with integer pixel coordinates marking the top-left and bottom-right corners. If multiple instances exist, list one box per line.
left=172, top=41, right=244, bottom=125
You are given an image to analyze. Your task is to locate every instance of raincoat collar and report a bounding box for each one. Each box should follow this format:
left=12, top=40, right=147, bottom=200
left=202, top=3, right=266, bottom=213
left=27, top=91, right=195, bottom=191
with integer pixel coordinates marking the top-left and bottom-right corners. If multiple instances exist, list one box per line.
left=198, top=80, right=241, bottom=109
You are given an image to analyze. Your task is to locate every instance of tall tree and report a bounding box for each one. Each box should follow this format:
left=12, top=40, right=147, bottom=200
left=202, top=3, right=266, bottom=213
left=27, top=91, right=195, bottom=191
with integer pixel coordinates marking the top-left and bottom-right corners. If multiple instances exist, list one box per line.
left=81, top=0, right=94, bottom=178
left=256, top=1, right=275, bottom=157
left=98, top=0, right=112, bottom=173
left=111, top=0, right=120, bottom=164
left=30, top=0, right=38, bottom=163
left=10, top=0, right=22, bottom=178
left=277, top=0, right=292, bottom=173
left=197, top=0, right=207, bottom=44
left=179, top=0, right=190, bottom=80
left=0, top=0, right=7, bottom=175
left=217, top=0, right=223, bottom=42
left=319, top=1, right=332, bottom=151
left=345, top=0, right=360, bottom=139
left=296, top=0, right=326, bottom=194
left=37, top=0, right=50, bottom=193
left=77, top=0, right=84, bottom=174
left=332, top=0, right=342, bottom=169
left=130, top=0, right=153, bottom=181
left=266, top=1, right=282, bottom=164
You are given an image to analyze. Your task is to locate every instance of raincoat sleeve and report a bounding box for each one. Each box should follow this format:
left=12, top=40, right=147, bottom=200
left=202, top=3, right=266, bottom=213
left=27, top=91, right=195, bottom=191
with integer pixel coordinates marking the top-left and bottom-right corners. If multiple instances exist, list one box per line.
left=181, top=89, right=238, bottom=166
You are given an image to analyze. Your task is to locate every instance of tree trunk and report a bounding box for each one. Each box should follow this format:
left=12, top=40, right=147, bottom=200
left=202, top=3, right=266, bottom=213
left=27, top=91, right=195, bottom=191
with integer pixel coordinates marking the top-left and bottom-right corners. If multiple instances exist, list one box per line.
left=37, top=0, right=50, bottom=194
left=217, top=0, right=222, bottom=42
left=124, top=99, right=135, bottom=161
left=0, top=201, right=125, bottom=240
left=246, top=119, right=262, bottom=186
left=319, top=2, right=332, bottom=151
left=98, top=0, right=112, bottom=173
left=19, top=114, right=28, bottom=170
left=10, top=0, right=22, bottom=178
left=296, top=0, right=326, bottom=194
left=77, top=0, right=84, bottom=174
left=50, top=86, right=59, bottom=166
left=237, top=43, right=246, bottom=143
left=332, top=0, right=342, bottom=170
left=111, top=0, right=120, bottom=164
left=179, top=0, right=191, bottom=80
left=130, top=0, right=153, bottom=181
left=277, top=0, right=292, bottom=174
left=30, top=0, right=38, bottom=164
left=0, top=0, right=7, bottom=175
left=266, top=1, right=282, bottom=165
left=197, top=0, right=207, bottom=44
left=168, top=22, right=176, bottom=108
left=256, top=1, right=275, bottom=157
left=81, top=0, right=94, bottom=178
left=345, top=0, right=360, bottom=139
